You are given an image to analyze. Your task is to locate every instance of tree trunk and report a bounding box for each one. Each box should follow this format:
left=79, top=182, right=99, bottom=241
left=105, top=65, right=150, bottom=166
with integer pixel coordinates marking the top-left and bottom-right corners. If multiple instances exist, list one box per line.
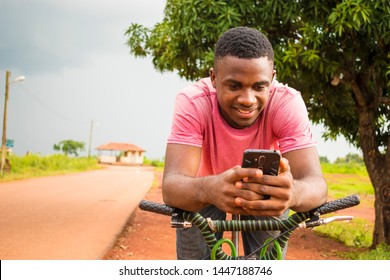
left=372, top=179, right=390, bottom=248
left=359, top=108, right=390, bottom=248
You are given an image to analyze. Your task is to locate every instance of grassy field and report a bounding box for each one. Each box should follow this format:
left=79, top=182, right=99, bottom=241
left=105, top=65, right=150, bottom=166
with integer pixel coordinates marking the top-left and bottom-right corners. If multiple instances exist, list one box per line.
left=316, top=162, right=390, bottom=259
left=0, top=153, right=101, bottom=182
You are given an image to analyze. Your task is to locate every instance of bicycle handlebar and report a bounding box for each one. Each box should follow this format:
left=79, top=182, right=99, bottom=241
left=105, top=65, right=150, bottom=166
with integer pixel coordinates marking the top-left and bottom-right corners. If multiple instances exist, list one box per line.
left=139, top=199, right=175, bottom=216
left=314, top=194, right=360, bottom=215
left=139, top=194, right=360, bottom=217
left=138, top=195, right=360, bottom=260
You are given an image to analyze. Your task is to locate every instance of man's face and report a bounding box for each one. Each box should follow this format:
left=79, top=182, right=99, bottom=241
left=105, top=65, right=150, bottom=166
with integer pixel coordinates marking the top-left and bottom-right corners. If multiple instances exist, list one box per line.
left=210, top=56, right=275, bottom=129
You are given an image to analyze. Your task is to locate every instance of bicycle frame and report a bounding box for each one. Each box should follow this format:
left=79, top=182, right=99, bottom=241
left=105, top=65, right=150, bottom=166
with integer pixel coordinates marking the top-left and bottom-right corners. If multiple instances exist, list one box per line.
left=139, top=194, right=360, bottom=260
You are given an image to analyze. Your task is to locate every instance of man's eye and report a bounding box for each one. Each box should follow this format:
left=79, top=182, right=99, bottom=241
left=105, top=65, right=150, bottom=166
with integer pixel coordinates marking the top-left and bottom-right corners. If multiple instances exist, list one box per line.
left=254, top=85, right=265, bottom=91
left=229, top=84, right=240, bottom=90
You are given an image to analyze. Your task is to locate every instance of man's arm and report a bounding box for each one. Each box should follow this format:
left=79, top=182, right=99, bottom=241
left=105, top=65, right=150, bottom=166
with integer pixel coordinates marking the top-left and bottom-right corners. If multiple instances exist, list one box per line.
left=162, top=143, right=208, bottom=211
left=284, top=146, right=327, bottom=212
left=162, top=143, right=264, bottom=213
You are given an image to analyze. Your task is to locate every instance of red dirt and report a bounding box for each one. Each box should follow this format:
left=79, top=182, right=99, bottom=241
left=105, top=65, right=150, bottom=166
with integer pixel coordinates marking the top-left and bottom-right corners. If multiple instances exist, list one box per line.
left=102, top=172, right=373, bottom=260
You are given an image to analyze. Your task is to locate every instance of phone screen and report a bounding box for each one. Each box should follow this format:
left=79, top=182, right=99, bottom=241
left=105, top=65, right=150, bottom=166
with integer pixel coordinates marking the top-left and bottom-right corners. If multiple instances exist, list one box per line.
left=242, top=149, right=280, bottom=176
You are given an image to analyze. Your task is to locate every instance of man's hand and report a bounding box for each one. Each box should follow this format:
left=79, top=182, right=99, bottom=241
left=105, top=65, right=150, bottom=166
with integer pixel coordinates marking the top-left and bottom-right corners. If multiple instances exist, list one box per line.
left=233, top=158, right=294, bottom=216
left=206, top=165, right=266, bottom=215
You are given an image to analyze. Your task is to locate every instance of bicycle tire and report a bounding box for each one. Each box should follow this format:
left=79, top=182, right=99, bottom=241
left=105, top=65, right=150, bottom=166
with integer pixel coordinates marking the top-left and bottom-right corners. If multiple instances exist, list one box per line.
left=138, top=200, right=175, bottom=216
left=314, top=194, right=360, bottom=215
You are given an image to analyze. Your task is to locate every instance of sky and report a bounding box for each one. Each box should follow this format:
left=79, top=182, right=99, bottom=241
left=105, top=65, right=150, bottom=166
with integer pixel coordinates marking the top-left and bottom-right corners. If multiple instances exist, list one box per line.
left=0, top=0, right=361, bottom=162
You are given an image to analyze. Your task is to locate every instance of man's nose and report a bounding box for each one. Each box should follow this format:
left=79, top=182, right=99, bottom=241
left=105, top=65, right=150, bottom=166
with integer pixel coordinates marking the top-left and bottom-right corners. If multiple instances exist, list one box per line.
left=238, top=89, right=257, bottom=106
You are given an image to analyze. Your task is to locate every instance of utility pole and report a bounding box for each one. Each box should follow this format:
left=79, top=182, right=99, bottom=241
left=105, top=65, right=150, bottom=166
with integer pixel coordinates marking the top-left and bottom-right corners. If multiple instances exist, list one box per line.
left=1, top=70, right=25, bottom=175
left=88, top=120, right=94, bottom=157
left=0, top=71, right=10, bottom=175
left=88, top=120, right=99, bottom=157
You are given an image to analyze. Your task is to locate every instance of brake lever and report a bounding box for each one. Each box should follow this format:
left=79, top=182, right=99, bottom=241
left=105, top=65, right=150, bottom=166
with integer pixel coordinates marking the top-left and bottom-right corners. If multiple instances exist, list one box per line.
left=171, top=209, right=192, bottom=228
left=299, top=215, right=353, bottom=228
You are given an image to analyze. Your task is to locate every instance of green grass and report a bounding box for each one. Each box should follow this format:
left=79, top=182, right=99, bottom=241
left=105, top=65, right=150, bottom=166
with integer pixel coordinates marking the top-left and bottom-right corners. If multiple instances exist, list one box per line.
left=0, top=154, right=101, bottom=182
left=324, top=174, right=374, bottom=201
left=143, top=157, right=165, bottom=168
left=315, top=161, right=390, bottom=259
left=321, top=162, right=368, bottom=176
left=314, top=217, right=372, bottom=248
left=349, top=244, right=390, bottom=260
left=321, top=161, right=374, bottom=201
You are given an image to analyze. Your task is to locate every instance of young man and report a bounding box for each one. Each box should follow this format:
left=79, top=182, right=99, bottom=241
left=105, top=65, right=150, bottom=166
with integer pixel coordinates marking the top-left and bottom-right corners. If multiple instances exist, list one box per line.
left=162, top=27, right=327, bottom=259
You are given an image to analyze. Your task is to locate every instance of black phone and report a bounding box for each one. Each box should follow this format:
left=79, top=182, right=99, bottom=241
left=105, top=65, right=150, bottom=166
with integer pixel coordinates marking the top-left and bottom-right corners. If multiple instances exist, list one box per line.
left=241, top=149, right=281, bottom=176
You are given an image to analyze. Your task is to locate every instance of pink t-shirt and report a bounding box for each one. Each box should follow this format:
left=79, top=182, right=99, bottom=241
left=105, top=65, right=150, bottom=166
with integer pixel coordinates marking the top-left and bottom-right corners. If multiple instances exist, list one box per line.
left=167, top=78, right=316, bottom=176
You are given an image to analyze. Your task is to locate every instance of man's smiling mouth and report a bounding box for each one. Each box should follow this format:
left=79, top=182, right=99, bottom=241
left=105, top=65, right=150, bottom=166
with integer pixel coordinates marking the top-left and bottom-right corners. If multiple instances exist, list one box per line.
left=236, top=108, right=257, bottom=115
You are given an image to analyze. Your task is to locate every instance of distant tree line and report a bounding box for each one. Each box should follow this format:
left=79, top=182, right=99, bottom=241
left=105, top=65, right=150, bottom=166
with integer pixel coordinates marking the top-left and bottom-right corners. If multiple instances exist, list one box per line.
left=320, top=153, right=364, bottom=164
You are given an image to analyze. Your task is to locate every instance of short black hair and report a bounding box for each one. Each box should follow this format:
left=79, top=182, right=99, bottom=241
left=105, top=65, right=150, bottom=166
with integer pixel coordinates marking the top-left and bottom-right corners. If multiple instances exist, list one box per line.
left=214, top=27, right=274, bottom=64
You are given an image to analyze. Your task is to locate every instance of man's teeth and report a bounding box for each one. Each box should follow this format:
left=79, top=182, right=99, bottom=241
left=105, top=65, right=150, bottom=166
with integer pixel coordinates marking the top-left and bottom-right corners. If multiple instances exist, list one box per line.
left=237, top=109, right=252, bottom=114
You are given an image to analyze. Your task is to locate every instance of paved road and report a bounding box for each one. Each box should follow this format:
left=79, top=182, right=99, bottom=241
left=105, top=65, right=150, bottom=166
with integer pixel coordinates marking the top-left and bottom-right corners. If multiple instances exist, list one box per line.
left=0, top=165, right=154, bottom=260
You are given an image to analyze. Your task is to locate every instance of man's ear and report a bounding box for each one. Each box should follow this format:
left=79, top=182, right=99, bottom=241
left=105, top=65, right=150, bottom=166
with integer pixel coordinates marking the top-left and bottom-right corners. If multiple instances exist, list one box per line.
left=272, top=69, right=277, bottom=82
left=272, top=69, right=276, bottom=81
left=209, top=68, right=217, bottom=88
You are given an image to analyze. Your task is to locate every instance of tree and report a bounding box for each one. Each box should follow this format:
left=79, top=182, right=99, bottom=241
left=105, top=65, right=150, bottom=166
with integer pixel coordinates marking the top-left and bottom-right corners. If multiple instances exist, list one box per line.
left=335, top=153, right=364, bottom=164
left=319, top=156, right=330, bottom=163
left=53, top=140, right=85, bottom=157
left=125, top=0, right=390, bottom=248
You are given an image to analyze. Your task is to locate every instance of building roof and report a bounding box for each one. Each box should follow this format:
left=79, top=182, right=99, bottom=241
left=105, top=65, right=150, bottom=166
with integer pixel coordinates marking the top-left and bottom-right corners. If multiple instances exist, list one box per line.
left=96, top=142, right=145, bottom=152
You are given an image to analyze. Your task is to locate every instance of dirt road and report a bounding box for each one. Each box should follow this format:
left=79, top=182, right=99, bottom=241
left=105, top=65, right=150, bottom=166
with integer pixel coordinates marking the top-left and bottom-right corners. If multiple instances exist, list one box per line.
left=0, top=165, right=154, bottom=260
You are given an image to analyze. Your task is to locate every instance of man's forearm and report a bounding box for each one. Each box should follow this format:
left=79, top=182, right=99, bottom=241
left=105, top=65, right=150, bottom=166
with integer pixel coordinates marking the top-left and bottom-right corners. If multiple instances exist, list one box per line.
left=290, top=175, right=327, bottom=212
left=162, top=174, right=216, bottom=211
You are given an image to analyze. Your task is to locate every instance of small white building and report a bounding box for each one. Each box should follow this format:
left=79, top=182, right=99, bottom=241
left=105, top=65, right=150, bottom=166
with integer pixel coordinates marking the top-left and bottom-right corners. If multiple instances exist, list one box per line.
left=96, top=142, right=145, bottom=165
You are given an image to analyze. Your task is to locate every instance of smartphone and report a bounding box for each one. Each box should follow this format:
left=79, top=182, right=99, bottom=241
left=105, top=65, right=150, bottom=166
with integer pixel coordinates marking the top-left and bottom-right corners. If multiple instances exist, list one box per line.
left=241, top=149, right=281, bottom=176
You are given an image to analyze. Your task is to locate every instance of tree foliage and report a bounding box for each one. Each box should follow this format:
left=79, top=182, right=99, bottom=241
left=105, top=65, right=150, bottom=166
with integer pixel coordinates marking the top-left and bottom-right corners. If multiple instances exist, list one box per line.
left=53, top=140, right=85, bottom=157
left=126, top=0, right=390, bottom=247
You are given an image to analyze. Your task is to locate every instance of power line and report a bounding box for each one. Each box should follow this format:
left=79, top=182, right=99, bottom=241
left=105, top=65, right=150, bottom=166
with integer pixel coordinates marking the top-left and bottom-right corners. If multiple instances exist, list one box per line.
left=18, top=84, right=85, bottom=125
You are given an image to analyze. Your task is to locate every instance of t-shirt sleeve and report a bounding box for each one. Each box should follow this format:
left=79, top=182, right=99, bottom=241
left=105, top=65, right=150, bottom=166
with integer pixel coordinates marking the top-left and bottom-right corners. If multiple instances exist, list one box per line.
left=272, top=93, right=316, bottom=154
left=167, top=93, right=203, bottom=147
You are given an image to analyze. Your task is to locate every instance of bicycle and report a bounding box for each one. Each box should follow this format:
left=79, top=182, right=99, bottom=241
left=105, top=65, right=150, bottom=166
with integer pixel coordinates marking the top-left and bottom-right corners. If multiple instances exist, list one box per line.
left=139, top=194, right=360, bottom=260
